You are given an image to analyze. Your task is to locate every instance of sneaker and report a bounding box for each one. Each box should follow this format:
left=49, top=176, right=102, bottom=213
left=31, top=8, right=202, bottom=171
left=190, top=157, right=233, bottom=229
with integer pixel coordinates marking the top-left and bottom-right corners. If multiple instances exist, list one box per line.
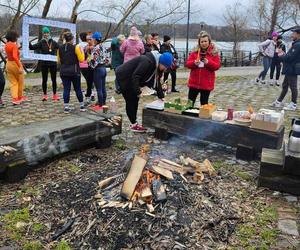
left=42, top=95, right=48, bottom=101
left=261, top=80, right=266, bottom=84
left=284, top=102, right=297, bottom=111
left=91, top=105, right=103, bottom=111
left=171, top=89, right=180, bottom=93
left=130, top=123, right=147, bottom=133
left=269, top=80, right=274, bottom=86
left=19, top=96, right=29, bottom=102
left=91, top=95, right=95, bottom=102
left=80, top=106, right=87, bottom=112
left=52, top=94, right=60, bottom=101
left=255, top=78, right=260, bottom=84
left=270, top=100, right=282, bottom=108
left=12, top=98, right=21, bottom=105
left=275, top=80, right=280, bottom=86
left=64, top=107, right=71, bottom=114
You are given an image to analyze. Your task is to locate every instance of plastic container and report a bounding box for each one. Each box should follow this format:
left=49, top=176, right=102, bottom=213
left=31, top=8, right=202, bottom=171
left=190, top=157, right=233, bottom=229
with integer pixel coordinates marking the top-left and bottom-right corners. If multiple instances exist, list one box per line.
left=109, top=96, right=117, bottom=113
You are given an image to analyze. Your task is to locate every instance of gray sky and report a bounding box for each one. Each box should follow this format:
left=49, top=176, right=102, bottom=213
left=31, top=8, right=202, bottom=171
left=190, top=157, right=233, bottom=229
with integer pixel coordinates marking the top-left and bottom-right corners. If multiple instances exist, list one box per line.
left=0, top=0, right=252, bottom=26
left=51, top=0, right=252, bottom=26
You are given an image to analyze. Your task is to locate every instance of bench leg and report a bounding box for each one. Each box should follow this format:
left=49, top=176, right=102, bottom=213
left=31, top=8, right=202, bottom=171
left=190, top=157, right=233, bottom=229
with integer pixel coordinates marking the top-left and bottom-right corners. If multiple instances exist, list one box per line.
left=154, top=127, right=170, bottom=141
left=236, top=144, right=255, bottom=161
left=5, top=165, right=28, bottom=183
left=96, top=135, right=112, bottom=149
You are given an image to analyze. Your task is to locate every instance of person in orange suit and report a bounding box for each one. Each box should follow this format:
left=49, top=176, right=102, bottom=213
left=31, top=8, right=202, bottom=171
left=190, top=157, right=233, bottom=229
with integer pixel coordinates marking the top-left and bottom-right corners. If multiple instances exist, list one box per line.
left=4, top=30, right=27, bottom=105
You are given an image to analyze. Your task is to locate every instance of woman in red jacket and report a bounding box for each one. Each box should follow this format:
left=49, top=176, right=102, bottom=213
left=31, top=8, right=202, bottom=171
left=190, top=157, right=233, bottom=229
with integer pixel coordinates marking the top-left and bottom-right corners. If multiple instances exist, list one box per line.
left=186, top=31, right=221, bottom=106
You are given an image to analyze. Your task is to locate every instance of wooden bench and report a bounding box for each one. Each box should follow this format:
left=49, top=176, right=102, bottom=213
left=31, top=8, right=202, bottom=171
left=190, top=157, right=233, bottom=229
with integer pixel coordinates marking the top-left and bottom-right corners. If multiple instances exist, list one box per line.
left=142, top=108, right=284, bottom=159
left=0, top=112, right=122, bottom=182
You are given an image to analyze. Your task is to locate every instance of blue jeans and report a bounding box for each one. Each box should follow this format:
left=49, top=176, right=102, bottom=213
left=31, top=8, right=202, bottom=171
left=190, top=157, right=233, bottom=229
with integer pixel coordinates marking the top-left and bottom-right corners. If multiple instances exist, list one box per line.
left=61, top=75, right=83, bottom=104
left=93, top=66, right=107, bottom=106
left=259, top=56, right=272, bottom=80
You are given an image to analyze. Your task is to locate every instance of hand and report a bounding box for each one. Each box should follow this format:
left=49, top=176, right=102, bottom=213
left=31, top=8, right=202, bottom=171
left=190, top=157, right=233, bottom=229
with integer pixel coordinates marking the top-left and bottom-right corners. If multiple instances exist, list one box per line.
left=194, top=60, right=201, bottom=66
left=203, top=58, right=209, bottom=64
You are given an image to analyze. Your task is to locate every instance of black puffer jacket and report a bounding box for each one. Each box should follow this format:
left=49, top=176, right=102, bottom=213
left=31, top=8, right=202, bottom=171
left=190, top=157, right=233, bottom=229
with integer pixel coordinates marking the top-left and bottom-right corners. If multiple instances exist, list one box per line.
left=281, top=39, right=300, bottom=76
left=115, top=52, right=164, bottom=98
left=160, top=43, right=178, bottom=59
left=29, top=38, right=59, bottom=65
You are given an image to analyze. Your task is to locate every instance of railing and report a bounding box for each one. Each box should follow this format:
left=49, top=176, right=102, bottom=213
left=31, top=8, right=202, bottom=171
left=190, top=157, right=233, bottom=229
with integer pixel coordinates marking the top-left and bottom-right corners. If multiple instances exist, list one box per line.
left=176, top=49, right=262, bottom=67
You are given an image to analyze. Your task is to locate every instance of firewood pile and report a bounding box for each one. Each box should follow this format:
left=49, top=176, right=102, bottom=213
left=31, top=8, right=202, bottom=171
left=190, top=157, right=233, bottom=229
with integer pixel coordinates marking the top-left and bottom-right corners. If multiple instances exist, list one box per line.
left=95, top=144, right=217, bottom=215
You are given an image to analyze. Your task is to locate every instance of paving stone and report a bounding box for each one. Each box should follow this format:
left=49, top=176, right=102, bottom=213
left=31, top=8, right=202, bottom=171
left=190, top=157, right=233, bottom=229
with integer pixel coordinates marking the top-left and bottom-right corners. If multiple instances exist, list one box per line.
left=278, top=219, right=299, bottom=236
left=285, top=195, right=298, bottom=202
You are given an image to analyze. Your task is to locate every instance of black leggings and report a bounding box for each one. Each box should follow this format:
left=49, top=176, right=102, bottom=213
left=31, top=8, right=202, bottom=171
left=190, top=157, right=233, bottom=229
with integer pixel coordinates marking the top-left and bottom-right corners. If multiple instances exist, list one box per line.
left=164, top=70, right=177, bottom=90
left=0, top=68, right=5, bottom=98
left=41, top=64, right=57, bottom=95
left=188, top=87, right=211, bottom=106
left=121, top=88, right=139, bottom=124
left=270, top=60, right=282, bottom=80
left=81, top=67, right=94, bottom=97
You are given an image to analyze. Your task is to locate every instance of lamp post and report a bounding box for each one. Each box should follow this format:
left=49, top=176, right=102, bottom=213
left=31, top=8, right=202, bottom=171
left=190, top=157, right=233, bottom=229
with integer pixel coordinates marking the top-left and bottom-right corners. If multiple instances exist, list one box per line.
left=185, top=0, right=191, bottom=62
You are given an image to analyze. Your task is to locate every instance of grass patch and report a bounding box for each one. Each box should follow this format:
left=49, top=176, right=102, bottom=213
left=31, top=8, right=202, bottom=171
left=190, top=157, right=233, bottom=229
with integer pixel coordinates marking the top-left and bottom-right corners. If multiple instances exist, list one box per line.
left=55, top=240, right=72, bottom=250
left=57, top=160, right=81, bottom=173
left=23, top=241, right=43, bottom=250
left=235, top=171, right=252, bottom=182
left=234, top=203, right=279, bottom=248
left=114, top=138, right=128, bottom=150
left=33, top=223, right=44, bottom=234
left=212, top=160, right=231, bottom=171
left=216, top=75, right=245, bottom=82
left=0, top=208, right=31, bottom=241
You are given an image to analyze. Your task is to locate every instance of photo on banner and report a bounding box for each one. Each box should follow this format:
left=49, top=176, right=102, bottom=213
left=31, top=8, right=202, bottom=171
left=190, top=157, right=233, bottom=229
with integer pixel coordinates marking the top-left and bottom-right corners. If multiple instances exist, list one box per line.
left=22, top=16, right=76, bottom=62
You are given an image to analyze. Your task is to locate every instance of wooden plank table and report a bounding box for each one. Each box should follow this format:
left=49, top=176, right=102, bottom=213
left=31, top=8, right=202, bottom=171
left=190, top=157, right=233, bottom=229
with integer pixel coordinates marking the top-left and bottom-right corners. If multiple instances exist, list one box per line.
left=0, top=112, right=122, bottom=182
left=142, top=108, right=284, bottom=157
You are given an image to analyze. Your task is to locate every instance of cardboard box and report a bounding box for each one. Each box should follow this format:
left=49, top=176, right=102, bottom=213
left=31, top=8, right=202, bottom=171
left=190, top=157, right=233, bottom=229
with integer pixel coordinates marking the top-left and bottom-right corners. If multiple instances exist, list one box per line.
left=251, top=119, right=283, bottom=132
left=199, top=104, right=217, bottom=119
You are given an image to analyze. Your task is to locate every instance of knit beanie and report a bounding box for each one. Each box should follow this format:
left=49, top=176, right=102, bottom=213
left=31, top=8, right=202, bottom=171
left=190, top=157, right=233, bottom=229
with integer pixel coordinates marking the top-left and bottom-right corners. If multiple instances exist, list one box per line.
left=130, top=27, right=138, bottom=36
left=163, top=35, right=171, bottom=42
left=92, top=31, right=102, bottom=41
left=272, top=31, right=279, bottom=37
left=159, top=52, right=173, bottom=68
left=42, top=26, right=50, bottom=34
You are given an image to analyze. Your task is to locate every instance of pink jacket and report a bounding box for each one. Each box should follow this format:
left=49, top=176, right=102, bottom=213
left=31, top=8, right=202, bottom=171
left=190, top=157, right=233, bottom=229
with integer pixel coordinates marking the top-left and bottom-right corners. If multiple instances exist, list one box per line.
left=120, top=37, right=144, bottom=62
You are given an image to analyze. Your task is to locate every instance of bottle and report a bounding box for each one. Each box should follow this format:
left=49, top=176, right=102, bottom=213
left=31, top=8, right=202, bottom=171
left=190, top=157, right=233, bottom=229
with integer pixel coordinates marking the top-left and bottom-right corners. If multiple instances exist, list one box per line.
left=227, top=101, right=234, bottom=120
left=109, top=96, right=117, bottom=113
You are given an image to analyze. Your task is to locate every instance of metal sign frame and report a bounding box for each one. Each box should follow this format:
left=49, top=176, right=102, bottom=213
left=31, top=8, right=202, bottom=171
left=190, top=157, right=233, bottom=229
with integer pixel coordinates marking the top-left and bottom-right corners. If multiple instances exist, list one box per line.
left=22, top=16, right=76, bottom=62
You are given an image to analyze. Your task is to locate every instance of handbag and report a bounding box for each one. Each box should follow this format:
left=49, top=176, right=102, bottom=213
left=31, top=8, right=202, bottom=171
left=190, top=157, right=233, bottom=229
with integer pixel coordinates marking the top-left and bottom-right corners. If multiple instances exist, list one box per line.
left=171, top=59, right=179, bottom=70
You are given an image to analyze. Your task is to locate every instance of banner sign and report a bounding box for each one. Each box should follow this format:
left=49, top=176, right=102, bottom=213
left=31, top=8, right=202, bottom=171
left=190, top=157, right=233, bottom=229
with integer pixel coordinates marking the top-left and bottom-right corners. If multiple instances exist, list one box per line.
left=22, top=16, right=76, bottom=62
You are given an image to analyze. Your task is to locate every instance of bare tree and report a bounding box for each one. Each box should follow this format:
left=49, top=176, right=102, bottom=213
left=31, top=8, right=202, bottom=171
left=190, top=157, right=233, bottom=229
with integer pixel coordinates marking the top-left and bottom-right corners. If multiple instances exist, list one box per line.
left=223, top=2, right=248, bottom=57
left=70, top=0, right=83, bottom=24
left=250, top=0, right=291, bottom=37
left=0, top=0, right=40, bottom=36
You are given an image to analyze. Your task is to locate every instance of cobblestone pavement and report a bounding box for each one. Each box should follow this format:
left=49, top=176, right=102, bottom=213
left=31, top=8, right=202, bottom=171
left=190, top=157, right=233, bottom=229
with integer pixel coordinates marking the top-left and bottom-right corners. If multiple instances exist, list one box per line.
left=0, top=74, right=299, bottom=138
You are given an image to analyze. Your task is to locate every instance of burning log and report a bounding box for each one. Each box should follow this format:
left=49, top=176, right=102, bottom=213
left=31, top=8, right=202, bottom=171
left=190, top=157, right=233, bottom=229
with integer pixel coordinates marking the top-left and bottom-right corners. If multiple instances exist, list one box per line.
left=98, top=174, right=123, bottom=189
left=151, top=165, right=174, bottom=180
left=121, top=155, right=147, bottom=200
left=152, top=179, right=167, bottom=201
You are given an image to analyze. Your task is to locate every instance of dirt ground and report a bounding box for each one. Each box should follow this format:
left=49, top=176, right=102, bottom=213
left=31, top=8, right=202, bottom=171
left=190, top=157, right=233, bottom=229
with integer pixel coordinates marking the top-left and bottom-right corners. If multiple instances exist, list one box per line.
left=0, top=74, right=300, bottom=249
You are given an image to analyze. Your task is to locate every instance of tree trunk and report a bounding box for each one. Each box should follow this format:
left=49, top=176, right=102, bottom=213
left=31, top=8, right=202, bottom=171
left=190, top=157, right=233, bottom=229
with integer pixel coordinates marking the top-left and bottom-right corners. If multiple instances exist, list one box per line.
left=38, top=0, right=53, bottom=40
left=7, top=0, right=23, bottom=31
left=110, top=0, right=141, bottom=36
left=70, top=0, right=83, bottom=24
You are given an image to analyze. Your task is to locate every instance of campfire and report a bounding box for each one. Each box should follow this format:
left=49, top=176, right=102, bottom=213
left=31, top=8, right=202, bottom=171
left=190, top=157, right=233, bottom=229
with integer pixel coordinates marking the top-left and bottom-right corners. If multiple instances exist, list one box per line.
left=95, top=144, right=217, bottom=214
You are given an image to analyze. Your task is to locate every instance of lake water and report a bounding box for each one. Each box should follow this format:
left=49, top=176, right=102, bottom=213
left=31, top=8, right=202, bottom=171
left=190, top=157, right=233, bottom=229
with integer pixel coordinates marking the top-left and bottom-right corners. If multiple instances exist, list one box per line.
left=173, top=39, right=260, bottom=53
